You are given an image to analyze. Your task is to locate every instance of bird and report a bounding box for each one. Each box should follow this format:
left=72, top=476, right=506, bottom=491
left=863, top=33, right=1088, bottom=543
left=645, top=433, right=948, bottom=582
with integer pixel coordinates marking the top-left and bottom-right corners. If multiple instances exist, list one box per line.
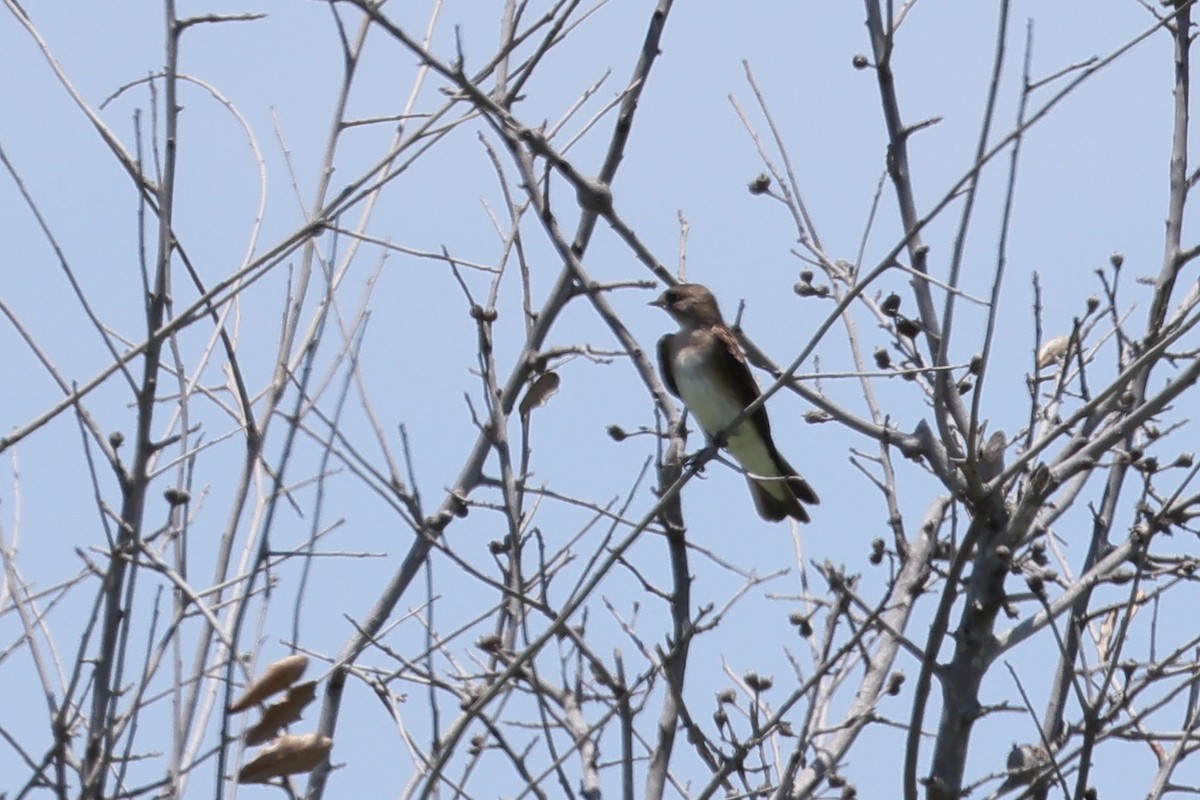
left=650, top=283, right=819, bottom=522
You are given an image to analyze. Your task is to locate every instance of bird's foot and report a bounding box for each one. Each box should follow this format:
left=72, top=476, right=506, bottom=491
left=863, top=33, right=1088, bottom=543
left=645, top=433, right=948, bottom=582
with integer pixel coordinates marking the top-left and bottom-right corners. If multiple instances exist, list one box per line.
left=683, top=442, right=721, bottom=473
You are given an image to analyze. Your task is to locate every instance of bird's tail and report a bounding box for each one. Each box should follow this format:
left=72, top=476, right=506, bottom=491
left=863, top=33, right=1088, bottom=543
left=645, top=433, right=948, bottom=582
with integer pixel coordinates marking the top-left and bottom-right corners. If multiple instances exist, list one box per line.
left=747, top=452, right=819, bottom=523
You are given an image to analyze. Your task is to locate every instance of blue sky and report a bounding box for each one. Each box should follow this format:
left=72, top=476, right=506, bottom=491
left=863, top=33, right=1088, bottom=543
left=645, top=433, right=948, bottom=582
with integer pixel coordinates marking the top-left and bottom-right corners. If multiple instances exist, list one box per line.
left=1, top=1, right=1196, bottom=797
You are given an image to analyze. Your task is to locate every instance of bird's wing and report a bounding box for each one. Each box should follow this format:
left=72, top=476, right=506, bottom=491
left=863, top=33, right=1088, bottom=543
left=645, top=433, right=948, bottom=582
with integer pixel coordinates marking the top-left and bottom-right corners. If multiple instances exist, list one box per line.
left=713, top=325, right=819, bottom=513
left=711, top=325, right=773, bottom=435
left=656, top=334, right=680, bottom=398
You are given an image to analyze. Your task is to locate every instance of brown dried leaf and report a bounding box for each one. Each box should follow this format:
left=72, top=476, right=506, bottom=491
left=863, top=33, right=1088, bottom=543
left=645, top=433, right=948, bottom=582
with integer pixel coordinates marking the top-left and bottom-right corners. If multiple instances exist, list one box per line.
left=244, top=681, right=318, bottom=746
left=1097, top=593, right=1146, bottom=665
left=230, top=654, right=309, bottom=713
left=237, top=733, right=332, bottom=784
left=1096, top=608, right=1117, bottom=666
left=1000, top=743, right=1050, bottom=790
left=1036, top=335, right=1070, bottom=369
left=519, top=371, right=560, bottom=417
left=977, top=430, right=1007, bottom=483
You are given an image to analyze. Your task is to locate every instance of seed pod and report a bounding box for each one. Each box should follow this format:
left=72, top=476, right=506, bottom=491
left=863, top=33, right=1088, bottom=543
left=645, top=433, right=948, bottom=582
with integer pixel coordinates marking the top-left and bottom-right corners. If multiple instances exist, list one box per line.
left=230, top=655, right=310, bottom=713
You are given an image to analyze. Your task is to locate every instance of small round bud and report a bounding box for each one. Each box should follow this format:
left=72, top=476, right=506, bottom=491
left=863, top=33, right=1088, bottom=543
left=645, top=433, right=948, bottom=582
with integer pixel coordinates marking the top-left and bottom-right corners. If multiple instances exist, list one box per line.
left=896, top=317, right=921, bottom=339
left=1005, top=743, right=1050, bottom=787
left=109, top=431, right=125, bottom=449
left=575, top=177, right=613, bottom=214
left=881, top=293, right=901, bottom=317
left=748, top=173, right=771, bottom=195
left=470, top=305, right=498, bottom=322
left=606, top=424, right=627, bottom=442
left=852, top=54, right=871, bottom=70
left=164, top=487, right=190, bottom=506
left=869, top=537, right=885, bottom=565
left=873, top=347, right=891, bottom=369
left=476, top=634, right=503, bottom=653
left=1086, top=295, right=1100, bottom=313
left=744, top=672, right=773, bottom=692
left=447, top=491, right=470, bottom=518
left=1110, top=252, right=1124, bottom=269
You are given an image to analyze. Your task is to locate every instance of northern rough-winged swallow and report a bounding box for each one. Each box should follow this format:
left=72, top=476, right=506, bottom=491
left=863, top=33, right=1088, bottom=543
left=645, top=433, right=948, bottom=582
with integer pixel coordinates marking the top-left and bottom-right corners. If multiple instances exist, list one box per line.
left=651, top=283, right=819, bottom=522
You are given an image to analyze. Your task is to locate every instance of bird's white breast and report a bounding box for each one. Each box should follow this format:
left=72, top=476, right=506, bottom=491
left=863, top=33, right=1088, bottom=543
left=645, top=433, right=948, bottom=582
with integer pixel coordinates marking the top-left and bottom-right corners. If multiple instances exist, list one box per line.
left=673, top=346, right=743, bottom=438
left=672, top=342, right=780, bottom=482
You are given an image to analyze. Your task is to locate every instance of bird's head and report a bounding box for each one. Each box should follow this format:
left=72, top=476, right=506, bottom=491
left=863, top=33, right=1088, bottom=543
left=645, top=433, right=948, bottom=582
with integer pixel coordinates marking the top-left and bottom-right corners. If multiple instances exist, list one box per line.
left=649, top=283, right=725, bottom=328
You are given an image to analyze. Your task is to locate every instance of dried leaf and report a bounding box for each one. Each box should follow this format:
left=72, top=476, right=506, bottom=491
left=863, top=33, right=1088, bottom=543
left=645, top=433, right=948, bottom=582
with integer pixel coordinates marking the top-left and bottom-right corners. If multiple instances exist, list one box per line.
left=1096, top=608, right=1117, bottom=666
left=519, top=371, right=560, bottom=417
left=237, top=732, right=332, bottom=784
left=999, top=742, right=1050, bottom=790
left=245, top=681, right=318, bottom=746
left=230, top=654, right=309, bottom=713
left=1036, top=335, right=1070, bottom=369
left=977, top=430, right=1007, bottom=483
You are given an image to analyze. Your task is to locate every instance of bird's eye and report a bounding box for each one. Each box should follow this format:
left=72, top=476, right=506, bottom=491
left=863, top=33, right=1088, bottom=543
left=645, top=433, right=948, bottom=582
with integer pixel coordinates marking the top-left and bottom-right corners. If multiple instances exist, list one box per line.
left=665, top=289, right=680, bottom=304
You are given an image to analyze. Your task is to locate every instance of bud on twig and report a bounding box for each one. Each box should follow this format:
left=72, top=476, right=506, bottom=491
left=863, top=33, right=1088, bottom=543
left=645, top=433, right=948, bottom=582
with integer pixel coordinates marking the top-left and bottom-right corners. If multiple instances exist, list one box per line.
left=896, top=317, right=921, bottom=339
left=744, top=672, right=773, bottom=692
left=748, top=173, right=771, bottom=194
left=869, top=537, right=885, bottom=564
left=881, top=293, right=901, bottom=317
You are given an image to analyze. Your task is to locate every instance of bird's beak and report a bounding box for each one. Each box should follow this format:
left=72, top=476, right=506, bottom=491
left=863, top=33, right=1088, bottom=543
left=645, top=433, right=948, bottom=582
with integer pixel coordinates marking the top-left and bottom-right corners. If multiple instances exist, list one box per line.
left=648, top=294, right=666, bottom=309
